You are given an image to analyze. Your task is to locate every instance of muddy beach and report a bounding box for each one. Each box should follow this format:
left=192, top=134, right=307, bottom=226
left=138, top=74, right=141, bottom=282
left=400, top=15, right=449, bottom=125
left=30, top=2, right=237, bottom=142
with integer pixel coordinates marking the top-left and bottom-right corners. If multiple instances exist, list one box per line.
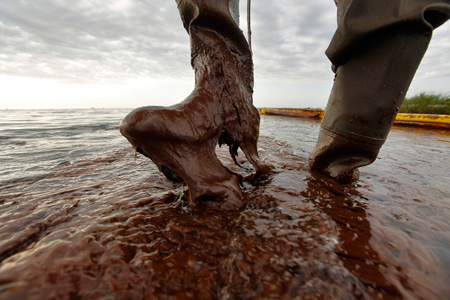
left=0, top=114, right=449, bottom=299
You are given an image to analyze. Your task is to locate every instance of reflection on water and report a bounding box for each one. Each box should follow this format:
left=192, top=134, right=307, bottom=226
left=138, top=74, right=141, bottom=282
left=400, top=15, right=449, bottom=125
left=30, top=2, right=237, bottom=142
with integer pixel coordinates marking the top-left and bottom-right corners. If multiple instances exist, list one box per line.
left=0, top=109, right=129, bottom=184
left=0, top=113, right=449, bottom=299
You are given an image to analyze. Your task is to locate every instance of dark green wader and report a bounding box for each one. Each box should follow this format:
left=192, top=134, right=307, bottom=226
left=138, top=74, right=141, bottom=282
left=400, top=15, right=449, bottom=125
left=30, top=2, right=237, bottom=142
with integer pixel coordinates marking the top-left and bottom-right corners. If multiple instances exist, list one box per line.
left=309, top=0, right=450, bottom=182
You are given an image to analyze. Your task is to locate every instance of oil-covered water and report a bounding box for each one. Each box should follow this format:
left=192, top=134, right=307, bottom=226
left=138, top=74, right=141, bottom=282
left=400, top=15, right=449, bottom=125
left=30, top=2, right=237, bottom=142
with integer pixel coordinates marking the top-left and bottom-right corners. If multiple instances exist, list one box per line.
left=0, top=110, right=449, bottom=299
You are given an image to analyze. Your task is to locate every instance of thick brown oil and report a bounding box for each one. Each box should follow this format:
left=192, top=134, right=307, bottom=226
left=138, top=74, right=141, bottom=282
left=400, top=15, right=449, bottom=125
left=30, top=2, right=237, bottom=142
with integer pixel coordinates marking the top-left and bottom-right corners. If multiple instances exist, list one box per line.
left=1, top=116, right=449, bottom=299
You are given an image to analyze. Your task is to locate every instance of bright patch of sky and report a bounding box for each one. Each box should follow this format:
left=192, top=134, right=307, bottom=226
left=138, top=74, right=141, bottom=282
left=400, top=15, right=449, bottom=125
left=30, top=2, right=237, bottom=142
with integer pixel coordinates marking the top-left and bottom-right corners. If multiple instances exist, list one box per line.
left=0, top=0, right=449, bottom=109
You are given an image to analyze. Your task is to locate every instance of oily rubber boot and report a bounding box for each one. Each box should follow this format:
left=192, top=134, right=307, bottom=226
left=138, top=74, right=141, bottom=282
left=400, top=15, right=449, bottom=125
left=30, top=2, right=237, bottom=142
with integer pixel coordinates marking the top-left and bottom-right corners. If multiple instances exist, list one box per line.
left=309, top=0, right=450, bottom=183
left=120, top=0, right=268, bottom=209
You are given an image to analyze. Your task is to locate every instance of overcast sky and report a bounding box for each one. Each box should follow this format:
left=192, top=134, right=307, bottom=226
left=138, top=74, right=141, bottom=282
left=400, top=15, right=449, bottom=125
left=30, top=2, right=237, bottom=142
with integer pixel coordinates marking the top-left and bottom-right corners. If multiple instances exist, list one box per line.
left=0, top=0, right=449, bottom=109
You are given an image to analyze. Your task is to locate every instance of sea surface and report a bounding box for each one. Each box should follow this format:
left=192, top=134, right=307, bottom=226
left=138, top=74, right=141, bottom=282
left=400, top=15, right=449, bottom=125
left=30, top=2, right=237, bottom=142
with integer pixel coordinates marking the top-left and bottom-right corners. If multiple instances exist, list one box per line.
left=0, top=109, right=449, bottom=299
left=0, top=109, right=129, bottom=184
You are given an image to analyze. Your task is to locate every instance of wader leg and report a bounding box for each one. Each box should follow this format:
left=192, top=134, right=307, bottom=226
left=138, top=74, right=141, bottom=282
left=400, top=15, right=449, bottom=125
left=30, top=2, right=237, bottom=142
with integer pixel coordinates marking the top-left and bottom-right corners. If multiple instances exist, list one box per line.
left=309, top=0, right=450, bottom=183
left=120, top=0, right=267, bottom=209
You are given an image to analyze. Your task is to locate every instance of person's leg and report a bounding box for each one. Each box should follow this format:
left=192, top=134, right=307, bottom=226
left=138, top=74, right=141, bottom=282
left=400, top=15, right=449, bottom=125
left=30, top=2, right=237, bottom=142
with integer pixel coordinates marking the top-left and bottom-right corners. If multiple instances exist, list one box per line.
left=309, top=0, right=450, bottom=183
left=120, top=0, right=267, bottom=209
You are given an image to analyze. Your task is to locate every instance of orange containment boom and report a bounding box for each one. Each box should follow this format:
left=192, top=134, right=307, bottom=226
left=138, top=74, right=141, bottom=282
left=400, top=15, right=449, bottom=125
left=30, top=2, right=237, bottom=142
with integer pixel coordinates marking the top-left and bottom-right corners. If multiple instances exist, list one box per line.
left=393, top=113, right=450, bottom=129
left=260, top=108, right=324, bottom=119
left=260, top=108, right=450, bottom=129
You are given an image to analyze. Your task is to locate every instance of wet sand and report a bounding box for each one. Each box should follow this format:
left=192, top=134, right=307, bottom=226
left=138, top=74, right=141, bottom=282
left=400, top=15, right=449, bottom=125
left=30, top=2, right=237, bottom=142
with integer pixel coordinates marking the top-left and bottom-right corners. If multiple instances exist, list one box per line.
left=1, top=116, right=449, bottom=299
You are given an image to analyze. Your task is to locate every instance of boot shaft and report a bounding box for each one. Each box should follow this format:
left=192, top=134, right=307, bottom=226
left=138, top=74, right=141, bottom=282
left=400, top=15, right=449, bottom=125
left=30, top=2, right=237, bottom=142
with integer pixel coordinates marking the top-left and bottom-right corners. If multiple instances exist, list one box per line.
left=176, top=0, right=253, bottom=92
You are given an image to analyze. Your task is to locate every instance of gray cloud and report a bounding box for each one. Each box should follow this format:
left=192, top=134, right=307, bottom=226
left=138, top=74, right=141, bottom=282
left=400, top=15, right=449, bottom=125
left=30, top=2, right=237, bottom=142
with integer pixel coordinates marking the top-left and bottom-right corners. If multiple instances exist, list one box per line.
left=0, top=0, right=191, bottom=82
left=0, top=0, right=449, bottom=88
left=249, top=1, right=336, bottom=81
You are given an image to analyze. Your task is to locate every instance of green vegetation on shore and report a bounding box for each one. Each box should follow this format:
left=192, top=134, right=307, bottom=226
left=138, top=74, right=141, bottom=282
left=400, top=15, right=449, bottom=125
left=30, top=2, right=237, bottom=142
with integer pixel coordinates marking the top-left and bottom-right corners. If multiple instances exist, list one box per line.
left=400, top=92, right=450, bottom=115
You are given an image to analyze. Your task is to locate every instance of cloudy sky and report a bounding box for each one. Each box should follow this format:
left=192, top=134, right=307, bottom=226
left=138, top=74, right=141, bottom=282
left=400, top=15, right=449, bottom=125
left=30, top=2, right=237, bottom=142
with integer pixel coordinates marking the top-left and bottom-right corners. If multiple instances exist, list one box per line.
left=1, top=0, right=449, bottom=109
